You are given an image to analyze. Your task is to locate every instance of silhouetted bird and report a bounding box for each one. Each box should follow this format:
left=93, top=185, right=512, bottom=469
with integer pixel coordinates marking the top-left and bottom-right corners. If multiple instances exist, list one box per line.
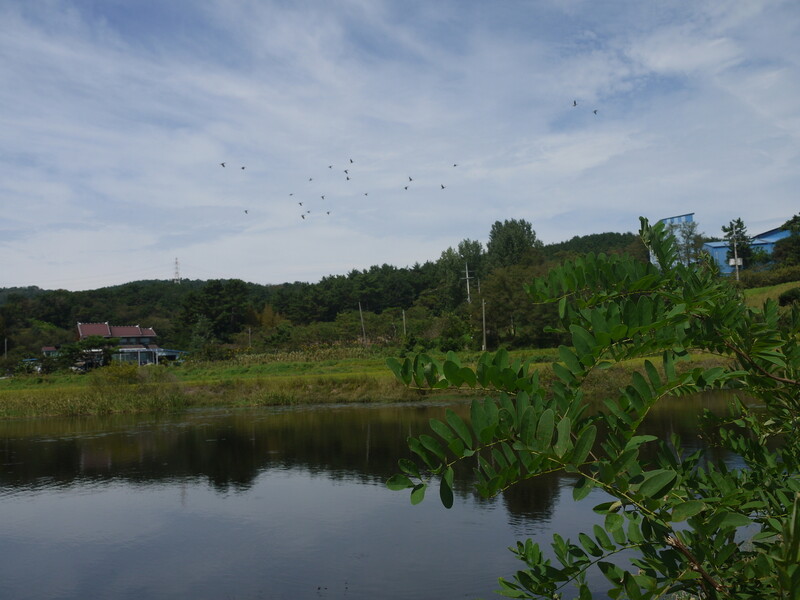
left=301, top=214, right=305, bottom=220
left=326, top=211, right=330, bottom=215
left=328, top=165, right=332, bottom=168
left=241, top=166, right=245, bottom=170
left=350, top=159, right=353, bottom=163
left=404, top=186, right=408, bottom=190
left=299, top=202, right=303, bottom=206
left=408, top=176, right=413, bottom=181
left=364, top=193, right=368, bottom=196
left=453, top=164, right=457, bottom=167
left=593, top=109, right=598, bottom=114
left=346, top=176, right=350, bottom=180
left=321, top=195, right=325, bottom=200
left=441, top=184, right=446, bottom=189
left=309, top=178, right=313, bottom=181
left=220, top=162, right=226, bottom=167
left=344, top=169, right=349, bottom=174
left=573, top=100, right=577, bottom=107
left=244, top=210, right=248, bottom=214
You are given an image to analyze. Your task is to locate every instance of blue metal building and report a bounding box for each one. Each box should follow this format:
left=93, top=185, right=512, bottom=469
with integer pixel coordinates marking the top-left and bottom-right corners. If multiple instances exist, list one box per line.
left=703, top=226, right=791, bottom=275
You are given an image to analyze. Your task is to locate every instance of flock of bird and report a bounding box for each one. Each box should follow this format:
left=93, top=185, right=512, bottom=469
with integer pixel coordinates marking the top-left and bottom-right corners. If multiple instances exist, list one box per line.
left=220, top=156, right=457, bottom=222
left=219, top=100, right=597, bottom=222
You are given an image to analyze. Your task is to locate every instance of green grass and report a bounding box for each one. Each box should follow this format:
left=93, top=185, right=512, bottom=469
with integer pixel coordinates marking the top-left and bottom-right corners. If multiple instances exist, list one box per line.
left=742, top=280, right=800, bottom=308
left=0, top=346, right=724, bottom=419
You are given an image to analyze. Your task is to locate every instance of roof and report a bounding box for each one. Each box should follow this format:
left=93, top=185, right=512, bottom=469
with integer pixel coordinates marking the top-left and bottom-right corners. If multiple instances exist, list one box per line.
left=77, top=322, right=157, bottom=339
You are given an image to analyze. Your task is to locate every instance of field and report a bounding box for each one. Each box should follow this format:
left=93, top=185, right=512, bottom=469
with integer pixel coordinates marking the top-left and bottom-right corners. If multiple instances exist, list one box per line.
left=1, top=281, right=794, bottom=419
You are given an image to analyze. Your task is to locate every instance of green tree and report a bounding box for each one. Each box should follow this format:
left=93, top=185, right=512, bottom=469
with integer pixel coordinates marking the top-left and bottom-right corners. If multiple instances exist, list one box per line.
left=387, top=217, right=800, bottom=599
left=486, top=219, right=543, bottom=271
left=722, top=217, right=753, bottom=269
left=773, top=213, right=800, bottom=267
left=667, top=220, right=705, bottom=265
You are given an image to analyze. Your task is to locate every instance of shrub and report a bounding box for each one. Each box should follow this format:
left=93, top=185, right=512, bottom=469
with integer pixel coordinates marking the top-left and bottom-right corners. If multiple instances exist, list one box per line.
left=388, top=218, right=800, bottom=599
left=778, top=287, right=800, bottom=306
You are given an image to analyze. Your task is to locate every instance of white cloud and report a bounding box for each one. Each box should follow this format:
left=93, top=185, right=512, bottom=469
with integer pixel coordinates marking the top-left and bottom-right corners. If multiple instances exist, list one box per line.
left=1, top=0, right=799, bottom=290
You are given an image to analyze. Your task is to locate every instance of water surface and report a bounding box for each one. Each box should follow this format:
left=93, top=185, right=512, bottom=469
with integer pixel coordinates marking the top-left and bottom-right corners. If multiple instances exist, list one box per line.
left=0, top=394, right=736, bottom=599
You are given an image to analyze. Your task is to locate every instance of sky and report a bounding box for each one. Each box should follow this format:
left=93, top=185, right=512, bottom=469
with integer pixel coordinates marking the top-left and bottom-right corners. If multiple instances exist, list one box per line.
left=1, top=1, right=799, bottom=291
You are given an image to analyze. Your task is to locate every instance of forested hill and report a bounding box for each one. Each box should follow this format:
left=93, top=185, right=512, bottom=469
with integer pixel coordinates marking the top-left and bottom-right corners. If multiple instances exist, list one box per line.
left=1, top=223, right=646, bottom=357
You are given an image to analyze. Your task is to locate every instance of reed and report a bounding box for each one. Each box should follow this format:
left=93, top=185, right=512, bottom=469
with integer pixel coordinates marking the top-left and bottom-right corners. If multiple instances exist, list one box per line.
left=0, top=350, right=727, bottom=419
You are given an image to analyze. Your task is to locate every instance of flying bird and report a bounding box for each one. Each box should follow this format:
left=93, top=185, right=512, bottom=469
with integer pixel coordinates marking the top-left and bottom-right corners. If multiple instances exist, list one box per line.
left=593, top=109, right=598, bottom=115
left=328, top=165, right=332, bottom=169
left=220, top=162, right=226, bottom=167
left=346, top=176, right=350, bottom=180
left=326, top=211, right=330, bottom=215
left=301, top=214, right=305, bottom=220
left=404, top=186, right=408, bottom=190
left=573, top=100, right=577, bottom=107
left=408, top=176, right=413, bottom=181
left=441, top=184, right=446, bottom=189
left=244, top=210, right=248, bottom=214
left=241, top=166, right=245, bottom=170
left=321, top=195, right=325, bottom=200
left=309, top=177, right=313, bottom=181
left=344, top=169, right=349, bottom=174
left=299, top=202, right=303, bottom=206
left=453, top=164, right=457, bottom=167
left=364, top=193, right=368, bottom=196
left=349, top=158, right=354, bottom=163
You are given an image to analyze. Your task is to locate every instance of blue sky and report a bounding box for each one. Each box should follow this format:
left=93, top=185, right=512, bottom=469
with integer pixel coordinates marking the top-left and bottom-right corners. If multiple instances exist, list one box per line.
left=2, top=1, right=798, bottom=291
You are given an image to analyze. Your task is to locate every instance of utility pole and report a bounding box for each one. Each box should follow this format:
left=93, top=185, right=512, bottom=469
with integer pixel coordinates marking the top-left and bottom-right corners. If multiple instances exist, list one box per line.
left=732, top=224, right=740, bottom=282
left=481, top=299, right=487, bottom=352
left=402, top=309, right=407, bottom=338
left=358, top=302, right=367, bottom=346
left=462, top=262, right=472, bottom=303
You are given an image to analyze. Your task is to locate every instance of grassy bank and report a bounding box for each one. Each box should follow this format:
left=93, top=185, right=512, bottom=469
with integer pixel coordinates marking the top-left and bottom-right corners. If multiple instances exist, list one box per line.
left=0, top=347, right=729, bottom=419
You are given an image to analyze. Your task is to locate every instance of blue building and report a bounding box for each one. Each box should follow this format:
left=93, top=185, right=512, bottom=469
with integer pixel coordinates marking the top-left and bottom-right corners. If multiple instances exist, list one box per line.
left=703, top=226, right=791, bottom=275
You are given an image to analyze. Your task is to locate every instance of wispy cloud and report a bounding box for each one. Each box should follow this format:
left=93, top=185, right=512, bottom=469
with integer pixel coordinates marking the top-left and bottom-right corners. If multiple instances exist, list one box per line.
left=1, top=0, right=798, bottom=289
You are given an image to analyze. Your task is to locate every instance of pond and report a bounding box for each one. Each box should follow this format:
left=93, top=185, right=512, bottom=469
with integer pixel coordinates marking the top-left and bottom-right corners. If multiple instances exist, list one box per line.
left=0, top=394, right=737, bottom=599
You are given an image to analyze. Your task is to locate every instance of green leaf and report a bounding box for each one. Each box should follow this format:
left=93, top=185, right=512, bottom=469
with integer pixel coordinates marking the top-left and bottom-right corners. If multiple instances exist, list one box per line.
left=439, top=466, right=454, bottom=509
left=670, top=500, right=705, bottom=522
left=558, top=345, right=583, bottom=376
left=579, top=532, right=604, bottom=557
left=572, top=425, right=597, bottom=465
left=442, top=360, right=463, bottom=386
left=535, top=408, right=555, bottom=449
left=446, top=409, right=473, bottom=449
left=419, top=434, right=447, bottom=463
left=554, top=416, right=573, bottom=458
left=386, top=473, right=413, bottom=490
left=386, top=357, right=404, bottom=383
left=398, top=458, right=420, bottom=478
left=573, top=476, right=594, bottom=501
left=638, top=469, right=677, bottom=499
left=410, top=483, right=426, bottom=505
left=429, top=418, right=456, bottom=444
left=459, top=367, right=477, bottom=388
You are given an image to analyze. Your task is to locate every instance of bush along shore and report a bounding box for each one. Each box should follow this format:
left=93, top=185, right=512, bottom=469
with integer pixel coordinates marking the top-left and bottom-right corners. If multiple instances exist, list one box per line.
left=0, top=348, right=727, bottom=419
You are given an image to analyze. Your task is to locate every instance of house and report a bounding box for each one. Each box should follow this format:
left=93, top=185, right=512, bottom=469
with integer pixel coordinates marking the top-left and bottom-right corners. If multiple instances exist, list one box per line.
left=76, top=322, right=184, bottom=365
left=702, top=226, right=791, bottom=275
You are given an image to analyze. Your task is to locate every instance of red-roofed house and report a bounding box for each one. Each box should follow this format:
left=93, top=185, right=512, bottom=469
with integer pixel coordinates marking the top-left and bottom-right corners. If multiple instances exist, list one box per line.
left=77, top=322, right=162, bottom=365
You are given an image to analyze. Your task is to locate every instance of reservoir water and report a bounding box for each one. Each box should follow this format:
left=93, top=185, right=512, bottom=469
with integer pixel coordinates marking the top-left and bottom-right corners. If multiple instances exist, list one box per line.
left=0, top=395, right=734, bottom=599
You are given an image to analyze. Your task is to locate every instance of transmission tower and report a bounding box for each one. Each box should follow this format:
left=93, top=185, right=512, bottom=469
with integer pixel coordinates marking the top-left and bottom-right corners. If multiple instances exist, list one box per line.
left=172, top=257, right=181, bottom=284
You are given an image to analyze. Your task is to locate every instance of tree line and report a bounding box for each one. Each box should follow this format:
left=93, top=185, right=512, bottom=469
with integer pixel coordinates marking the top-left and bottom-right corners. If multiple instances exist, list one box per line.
left=4, top=213, right=798, bottom=367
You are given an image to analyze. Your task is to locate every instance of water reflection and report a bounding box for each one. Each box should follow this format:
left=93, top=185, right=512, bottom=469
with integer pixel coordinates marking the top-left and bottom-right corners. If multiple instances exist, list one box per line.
left=0, top=392, right=740, bottom=599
